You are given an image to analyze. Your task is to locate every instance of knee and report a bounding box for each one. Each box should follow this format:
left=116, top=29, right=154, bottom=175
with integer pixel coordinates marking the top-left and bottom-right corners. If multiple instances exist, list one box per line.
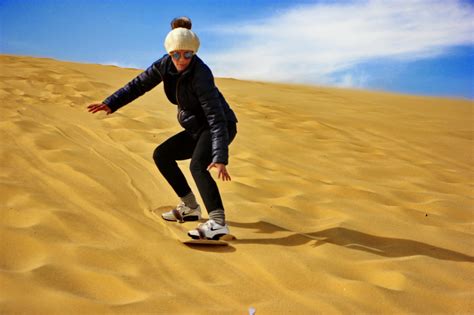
left=189, top=159, right=207, bottom=175
left=153, top=145, right=168, bottom=166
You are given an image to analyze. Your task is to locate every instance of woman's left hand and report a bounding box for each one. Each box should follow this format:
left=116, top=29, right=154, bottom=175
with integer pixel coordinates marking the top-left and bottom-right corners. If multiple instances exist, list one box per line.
left=207, top=163, right=231, bottom=181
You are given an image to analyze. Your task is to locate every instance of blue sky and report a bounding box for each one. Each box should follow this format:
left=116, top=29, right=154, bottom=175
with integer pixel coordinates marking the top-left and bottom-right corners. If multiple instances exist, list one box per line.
left=1, top=0, right=473, bottom=99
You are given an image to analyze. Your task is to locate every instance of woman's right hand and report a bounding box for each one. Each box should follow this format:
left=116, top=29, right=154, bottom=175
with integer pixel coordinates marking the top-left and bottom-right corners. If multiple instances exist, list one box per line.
left=87, top=103, right=112, bottom=115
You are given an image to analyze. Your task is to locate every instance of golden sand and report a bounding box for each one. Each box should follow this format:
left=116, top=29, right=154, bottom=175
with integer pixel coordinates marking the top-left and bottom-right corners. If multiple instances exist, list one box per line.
left=0, top=54, right=473, bottom=314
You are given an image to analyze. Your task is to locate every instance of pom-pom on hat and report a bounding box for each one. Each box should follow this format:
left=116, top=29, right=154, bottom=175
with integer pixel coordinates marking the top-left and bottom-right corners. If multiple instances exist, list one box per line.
left=164, top=28, right=200, bottom=53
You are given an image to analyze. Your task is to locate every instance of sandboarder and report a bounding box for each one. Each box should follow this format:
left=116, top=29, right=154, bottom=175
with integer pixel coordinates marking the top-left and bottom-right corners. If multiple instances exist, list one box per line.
left=87, top=17, right=238, bottom=239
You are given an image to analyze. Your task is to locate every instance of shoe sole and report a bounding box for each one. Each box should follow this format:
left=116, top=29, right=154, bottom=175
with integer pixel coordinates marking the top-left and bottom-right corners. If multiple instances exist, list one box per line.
left=188, top=232, right=227, bottom=240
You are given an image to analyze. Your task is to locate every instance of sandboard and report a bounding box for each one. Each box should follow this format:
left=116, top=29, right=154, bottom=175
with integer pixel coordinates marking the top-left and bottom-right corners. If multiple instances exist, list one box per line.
left=183, top=239, right=229, bottom=246
left=147, top=206, right=236, bottom=246
left=184, top=233, right=236, bottom=246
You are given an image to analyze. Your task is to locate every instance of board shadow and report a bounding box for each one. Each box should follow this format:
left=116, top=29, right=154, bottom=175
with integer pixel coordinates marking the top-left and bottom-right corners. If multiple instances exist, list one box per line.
left=227, top=220, right=474, bottom=262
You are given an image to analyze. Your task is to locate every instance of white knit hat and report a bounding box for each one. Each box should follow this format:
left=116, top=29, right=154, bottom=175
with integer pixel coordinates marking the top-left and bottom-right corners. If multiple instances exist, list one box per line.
left=164, top=28, right=200, bottom=53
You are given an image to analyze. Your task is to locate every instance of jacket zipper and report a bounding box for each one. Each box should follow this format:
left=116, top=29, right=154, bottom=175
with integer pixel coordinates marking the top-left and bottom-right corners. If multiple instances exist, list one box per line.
left=176, top=76, right=183, bottom=121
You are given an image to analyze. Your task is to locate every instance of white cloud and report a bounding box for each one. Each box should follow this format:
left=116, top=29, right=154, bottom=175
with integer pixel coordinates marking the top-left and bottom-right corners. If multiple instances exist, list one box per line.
left=204, top=0, right=474, bottom=88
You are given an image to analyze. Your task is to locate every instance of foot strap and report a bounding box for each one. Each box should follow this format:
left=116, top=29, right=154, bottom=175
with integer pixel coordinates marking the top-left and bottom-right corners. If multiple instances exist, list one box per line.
left=172, top=209, right=184, bottom=223
left=197, top=227, right=206, bottom=239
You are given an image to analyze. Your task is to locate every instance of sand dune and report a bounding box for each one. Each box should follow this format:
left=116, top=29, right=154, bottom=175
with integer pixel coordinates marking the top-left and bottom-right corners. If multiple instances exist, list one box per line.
left=0, top=54, right=473, bottom=314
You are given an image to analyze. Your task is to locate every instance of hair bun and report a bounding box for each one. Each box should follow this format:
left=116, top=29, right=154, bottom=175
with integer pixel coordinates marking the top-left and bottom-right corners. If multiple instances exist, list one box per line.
left=171, top=17, right=192, bottom=30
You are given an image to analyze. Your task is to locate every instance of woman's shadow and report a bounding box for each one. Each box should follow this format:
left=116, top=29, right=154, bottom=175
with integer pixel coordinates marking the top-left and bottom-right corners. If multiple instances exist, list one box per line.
left=228, top=220, right=474, bottom=262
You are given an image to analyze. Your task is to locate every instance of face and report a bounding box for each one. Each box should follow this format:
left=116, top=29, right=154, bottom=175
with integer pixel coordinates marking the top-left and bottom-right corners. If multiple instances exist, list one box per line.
left=170, top=50, right=194, bottom=72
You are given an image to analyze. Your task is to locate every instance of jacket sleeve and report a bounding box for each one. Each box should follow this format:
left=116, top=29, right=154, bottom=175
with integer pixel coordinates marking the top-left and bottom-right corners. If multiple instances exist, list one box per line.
left=193, top=64, right=230, bottom=164
left=103, top=58, right=164, bottom=112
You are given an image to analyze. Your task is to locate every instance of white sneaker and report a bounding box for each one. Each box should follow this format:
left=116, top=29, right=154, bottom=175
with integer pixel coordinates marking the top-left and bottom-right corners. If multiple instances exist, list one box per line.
left=161, top=202, right=201, bottom=222
left=188, top=219, right=229, bottom=240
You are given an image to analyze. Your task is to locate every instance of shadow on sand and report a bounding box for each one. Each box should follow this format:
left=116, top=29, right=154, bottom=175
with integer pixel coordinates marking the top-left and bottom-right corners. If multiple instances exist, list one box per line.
left=227, top=220, right=474, bottom=262
left=183, top=243, right=237, bottom=253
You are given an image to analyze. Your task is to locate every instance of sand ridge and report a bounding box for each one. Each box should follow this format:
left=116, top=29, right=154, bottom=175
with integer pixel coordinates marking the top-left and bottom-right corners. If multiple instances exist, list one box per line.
left=1, top=54, right=473, bottom=314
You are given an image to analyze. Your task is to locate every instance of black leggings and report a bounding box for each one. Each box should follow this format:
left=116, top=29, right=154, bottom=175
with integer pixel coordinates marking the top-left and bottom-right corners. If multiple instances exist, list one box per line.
left=153, top=122, right=237, bottom=214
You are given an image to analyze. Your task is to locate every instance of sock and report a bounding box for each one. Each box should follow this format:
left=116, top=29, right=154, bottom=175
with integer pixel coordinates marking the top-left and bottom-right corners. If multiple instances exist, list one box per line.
left=180, top=192, right=198, bottom=209
left=209, top=209, right=225, bottom=226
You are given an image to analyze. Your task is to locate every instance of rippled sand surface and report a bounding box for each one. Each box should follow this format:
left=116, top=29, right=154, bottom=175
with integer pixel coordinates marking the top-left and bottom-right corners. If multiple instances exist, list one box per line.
left=1, top=54, right=473, bottom=314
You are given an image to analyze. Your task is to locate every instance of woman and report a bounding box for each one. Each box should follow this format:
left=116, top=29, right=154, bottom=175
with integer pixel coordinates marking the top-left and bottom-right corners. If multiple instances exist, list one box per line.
left=87, top=18, right=238, bottom=240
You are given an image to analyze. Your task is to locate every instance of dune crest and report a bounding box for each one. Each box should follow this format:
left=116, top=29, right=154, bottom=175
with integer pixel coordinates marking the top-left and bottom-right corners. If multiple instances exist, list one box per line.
left=1, top=54, right=473, bottom=314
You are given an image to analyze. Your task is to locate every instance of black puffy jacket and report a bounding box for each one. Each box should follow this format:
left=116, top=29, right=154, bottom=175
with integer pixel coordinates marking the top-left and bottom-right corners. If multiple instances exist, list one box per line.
left=103, top=54, right=238, bottom=165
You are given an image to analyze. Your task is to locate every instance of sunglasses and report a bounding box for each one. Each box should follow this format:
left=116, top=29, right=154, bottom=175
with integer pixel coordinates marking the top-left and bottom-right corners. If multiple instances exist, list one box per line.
left=170, top=51, right=194, bottom=60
